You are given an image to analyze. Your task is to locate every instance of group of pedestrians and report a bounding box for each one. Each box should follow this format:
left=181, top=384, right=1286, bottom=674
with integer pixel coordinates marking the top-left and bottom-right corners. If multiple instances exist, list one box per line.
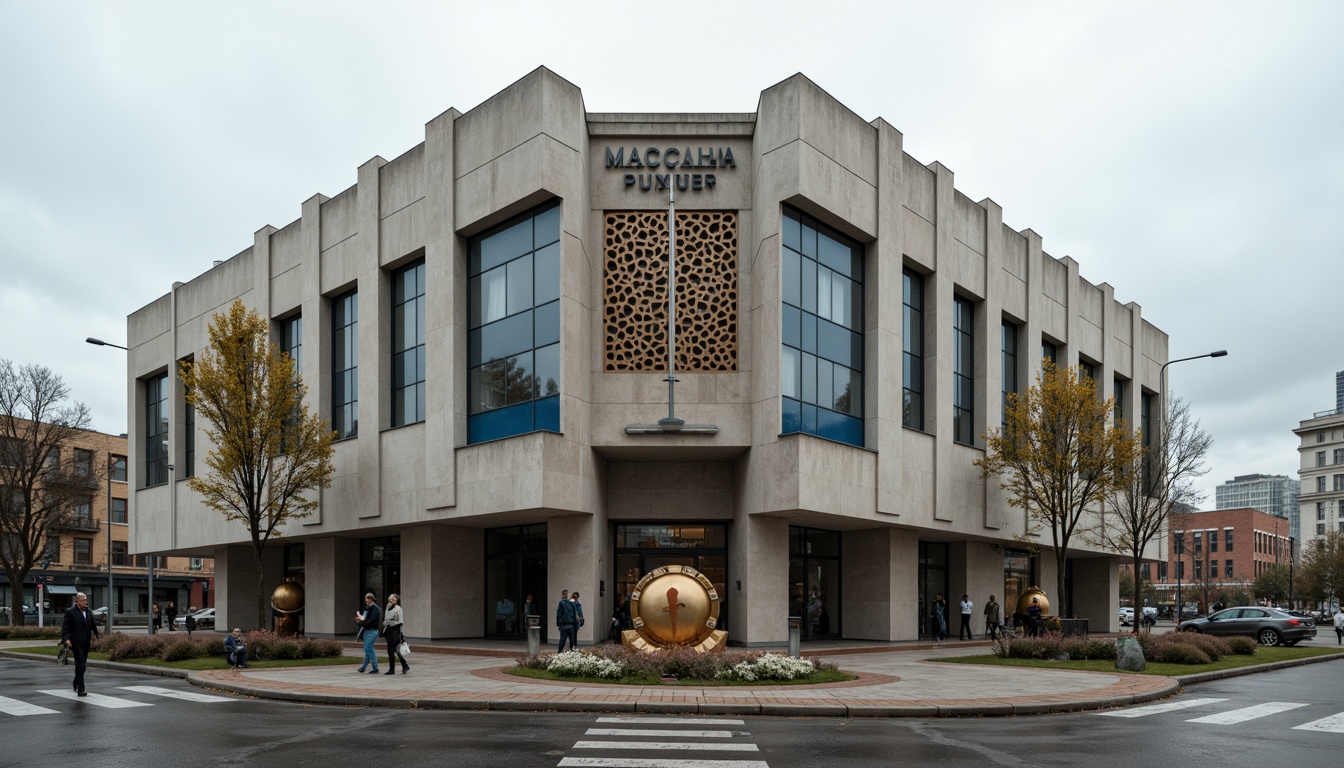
left=930, top=593, right=1010, bottom=642
left=354, top=592, right=410, bottom=675
left=554, top=589, right=585, bottom=653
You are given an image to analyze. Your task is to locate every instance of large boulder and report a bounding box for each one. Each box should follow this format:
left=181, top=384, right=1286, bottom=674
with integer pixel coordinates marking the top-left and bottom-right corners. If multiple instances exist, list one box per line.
left=1115, top=637, right=1146, bottom=672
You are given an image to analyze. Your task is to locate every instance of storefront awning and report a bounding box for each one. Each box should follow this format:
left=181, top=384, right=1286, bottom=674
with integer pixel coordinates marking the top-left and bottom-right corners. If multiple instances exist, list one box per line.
left=45, top=585, right=78, bottom=595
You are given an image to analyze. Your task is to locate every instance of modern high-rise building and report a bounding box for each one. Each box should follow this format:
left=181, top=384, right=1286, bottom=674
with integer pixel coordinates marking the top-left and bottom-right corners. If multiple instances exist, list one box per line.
left=1214, top=474, right=1299, bottom=541
left=125, top=69, right=1171, bottom=643
left=1336, top=369, right=1343, bottom=412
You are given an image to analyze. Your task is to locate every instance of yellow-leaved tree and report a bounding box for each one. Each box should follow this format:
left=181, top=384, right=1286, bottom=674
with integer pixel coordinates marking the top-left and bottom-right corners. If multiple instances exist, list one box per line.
left=180, top=301, right=334, bottom=630
left=977, top=361, right=1141, bottom=619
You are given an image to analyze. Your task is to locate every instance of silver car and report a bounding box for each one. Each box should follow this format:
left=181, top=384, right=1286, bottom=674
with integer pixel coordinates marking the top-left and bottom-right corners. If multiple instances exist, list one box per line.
left=1178, top=606, right=1316, bottom=646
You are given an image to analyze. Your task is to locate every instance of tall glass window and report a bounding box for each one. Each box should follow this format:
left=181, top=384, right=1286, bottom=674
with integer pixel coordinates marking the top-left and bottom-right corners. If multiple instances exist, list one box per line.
left=183, top=385, right=195, bottom=478
left=952, top=297, right=973, bottom=445
left=1042, top=340, right=1058, bottom=365
left=111, top=498, right=127, bottom=524
left=789, top=527, right=841, bottom=640
left=468, top=202, right=560, bottom=444
left=145, top=373, right=168, bottom=487
left=332, top=291, right=358, bottom=439
left=902, top=269, right=924, bottom=430
left=1140, top=392, right=1153, bottom=449
left=1001, top=321, right=1018, bottom=430
left=779, top=208, right=864, bottom=447
left=1113, top=378, right=1126, bottom=425
left=280, top=315, right=302, bottom=370
left=391, top=261, right=426, bottom=427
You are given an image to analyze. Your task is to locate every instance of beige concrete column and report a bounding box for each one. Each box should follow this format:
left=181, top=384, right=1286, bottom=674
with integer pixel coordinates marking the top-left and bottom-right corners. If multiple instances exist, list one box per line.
left=929, top=161, right=954, bottom=522
left=304, top=537, right=360, bottom=636
left=213, top=544, right=282, bottom=633
left=872, top=118, right=905, bottom=517
left=399, top=524, right=483, bottom=639
left=1071, top=557, right=1118, bottom=630
left=548, top=515, right=603, bottom=645
left=729, top=514, right=789, bottom=646
left=841, top=527, right=919, bottom=640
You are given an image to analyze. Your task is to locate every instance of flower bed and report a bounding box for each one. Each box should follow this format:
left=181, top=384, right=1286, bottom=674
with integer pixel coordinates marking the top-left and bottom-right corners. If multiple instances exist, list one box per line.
left=515, top=646, right=840, bottom=684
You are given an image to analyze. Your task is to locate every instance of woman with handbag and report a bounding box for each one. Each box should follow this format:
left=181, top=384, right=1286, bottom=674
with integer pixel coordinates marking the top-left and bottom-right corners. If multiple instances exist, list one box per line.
left=382, top=594, right=410, bottom=675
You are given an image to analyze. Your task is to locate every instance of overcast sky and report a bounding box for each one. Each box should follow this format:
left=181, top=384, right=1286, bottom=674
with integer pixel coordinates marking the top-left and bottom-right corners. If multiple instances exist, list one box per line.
left=1, top=1, right=1340, bottom=505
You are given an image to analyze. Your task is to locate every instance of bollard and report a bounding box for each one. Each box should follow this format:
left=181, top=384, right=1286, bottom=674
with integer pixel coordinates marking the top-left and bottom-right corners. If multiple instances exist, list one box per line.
left=788, top=616, right=802, bottom=658
left=527, top=614, right=541, bottom=658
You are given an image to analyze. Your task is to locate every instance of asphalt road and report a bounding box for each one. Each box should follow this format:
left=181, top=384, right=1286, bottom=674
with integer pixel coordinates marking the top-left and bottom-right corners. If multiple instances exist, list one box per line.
left=2, top=656, right=1342, bottom=767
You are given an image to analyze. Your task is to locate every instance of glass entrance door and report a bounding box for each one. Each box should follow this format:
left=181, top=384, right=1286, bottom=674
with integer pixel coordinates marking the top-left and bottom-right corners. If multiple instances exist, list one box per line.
left=789, top=527, right=841, bottom=640
left=486, top=524, right=547, bottom=639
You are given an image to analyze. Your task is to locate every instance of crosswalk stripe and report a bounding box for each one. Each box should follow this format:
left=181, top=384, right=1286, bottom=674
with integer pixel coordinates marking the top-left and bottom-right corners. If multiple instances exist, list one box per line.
left=585, top=729, right=740, bottom=738
left=38, top=690, right=153, bottom=709
left=0, top=695, right=59, bottom=717
left=596, top=717, right=746, bottom=725
left=572, top=742, right=759, bottom=752
left=1094, top=697, right=1228, bottom=718
left=118, top=685, right=235, bottom=703
left=558, top=760, right=769, bottom=768
left=1186, top=702, right=1309, bottom=724
left=1292, top=712, right=1344, bottom=733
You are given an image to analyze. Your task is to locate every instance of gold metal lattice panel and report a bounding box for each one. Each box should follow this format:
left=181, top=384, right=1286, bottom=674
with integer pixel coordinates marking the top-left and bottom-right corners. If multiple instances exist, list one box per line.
left=604, top=210, right=738, bottom=372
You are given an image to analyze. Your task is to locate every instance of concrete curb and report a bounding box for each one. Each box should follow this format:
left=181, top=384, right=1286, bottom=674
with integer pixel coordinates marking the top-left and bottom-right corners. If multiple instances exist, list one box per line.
left=7, top=647, right=1317, bottom=718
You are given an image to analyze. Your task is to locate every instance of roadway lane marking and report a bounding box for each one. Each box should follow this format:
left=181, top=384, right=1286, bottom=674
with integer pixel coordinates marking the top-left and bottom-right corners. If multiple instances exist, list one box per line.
left=118, top=685, right=235, bottom=703
left=597, top=717, right=746, bottom=725
left=38, top=690, right=153, bottom=709
left=1292, top=712, right=1344, bottom=733
left=585, top=729, right=742, bottom=738
left=0, top=696, right=59, bottom=717
left=572, top=742, right=760, bottom=752
left=1094, top=697, right=1228, bottom=718
left=1186, top=702, right=1309, bottom=724
left=558, top=760, right=769, bottom=768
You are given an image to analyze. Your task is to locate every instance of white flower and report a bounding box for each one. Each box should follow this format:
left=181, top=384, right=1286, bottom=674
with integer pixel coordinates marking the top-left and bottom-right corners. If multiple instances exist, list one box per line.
left=544, top=650, right=628, bottom=679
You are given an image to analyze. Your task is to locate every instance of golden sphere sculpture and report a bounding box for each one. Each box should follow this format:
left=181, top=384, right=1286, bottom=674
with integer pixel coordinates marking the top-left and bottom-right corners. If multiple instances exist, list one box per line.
left=622, top=565, right=728, bottom=653
left=1017, top=586, right=1050, bottom=616
left=271, top=579, right=305, bottom=637
left=271, top=580, right=305, bottom=614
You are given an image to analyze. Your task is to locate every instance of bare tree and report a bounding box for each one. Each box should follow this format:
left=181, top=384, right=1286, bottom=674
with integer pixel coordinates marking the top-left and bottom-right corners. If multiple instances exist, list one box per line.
left=978, top=361, right=1142, bottom=618
left=1100, top=395, right=1212, bottom=631
left=0, top=361, right=99, bottom=626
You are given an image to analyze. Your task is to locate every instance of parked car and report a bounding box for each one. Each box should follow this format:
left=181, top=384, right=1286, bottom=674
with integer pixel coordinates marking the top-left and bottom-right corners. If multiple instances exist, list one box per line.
left=1178, top=606, right=1317, bottom=646
left=1118, top=607, right=1134, bottom=624
left=1119, top=606, right=1157, bottom=626
left=173, top=608, right=215, bottom=630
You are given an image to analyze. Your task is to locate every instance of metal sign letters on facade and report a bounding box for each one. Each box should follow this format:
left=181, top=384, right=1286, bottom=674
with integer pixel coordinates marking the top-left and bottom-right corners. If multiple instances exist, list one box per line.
left=605, top=145, right=736, bottom=192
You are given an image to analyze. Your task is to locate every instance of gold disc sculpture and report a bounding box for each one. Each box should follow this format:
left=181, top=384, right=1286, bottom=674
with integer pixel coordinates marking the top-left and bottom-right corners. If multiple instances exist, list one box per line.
left=622, top=565, right=728, bottom=653
left=271, top=579, right=305, bottom=637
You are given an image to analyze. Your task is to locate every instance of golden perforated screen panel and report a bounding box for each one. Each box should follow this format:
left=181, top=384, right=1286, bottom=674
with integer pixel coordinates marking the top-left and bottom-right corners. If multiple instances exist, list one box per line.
left=603, top=210, right=738, bottom=372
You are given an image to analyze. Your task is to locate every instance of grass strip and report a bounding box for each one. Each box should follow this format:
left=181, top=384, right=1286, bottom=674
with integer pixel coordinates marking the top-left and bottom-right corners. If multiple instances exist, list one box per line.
left=934, top=645, right=1341, bottom=676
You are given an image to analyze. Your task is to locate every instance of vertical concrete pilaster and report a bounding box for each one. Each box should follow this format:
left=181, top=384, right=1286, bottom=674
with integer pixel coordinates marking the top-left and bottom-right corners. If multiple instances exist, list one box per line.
left=355, top=157, right=386, bottom=519
left=400, top=524, right=482, bottom=638
left=873, top=118, right=905, bottom=517
left=304, top=537, right=359, bottom=636
left=929, top=161, right=955, bottom=521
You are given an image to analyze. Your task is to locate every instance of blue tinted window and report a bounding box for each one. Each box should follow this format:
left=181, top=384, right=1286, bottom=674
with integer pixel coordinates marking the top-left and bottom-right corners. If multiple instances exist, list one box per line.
left=391, top=261, right=425, bottom=427
left=332, top=290, right=358, bottom=439
left=468, top=203, right=562, bottom=443
left=780, top=207, right=864, bottom=447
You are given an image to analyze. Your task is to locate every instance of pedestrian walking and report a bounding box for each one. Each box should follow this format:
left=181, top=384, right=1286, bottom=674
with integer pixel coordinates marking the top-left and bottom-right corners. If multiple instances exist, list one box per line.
left=1334, top=609, right=1343, bottom=645
left=555, top=589, right=577, bottom=653
left=983, top=595, right=1002, bottom=640
left=151, top=602, right=161, bottom=631
left=931, top=594, right=947, bottom=642
left=958, top=594, right=974, bottom=640
left=354, top=592, right=381, bottom=674
left=60, top=591, right=100, bottom=697
left=382, top=594, right=409, bottom=675
left=571, top=591, right=585, bottom=631
left=166, top=601, right=178, bottom=631
left=1027, top=597, right=1043, bottom=637
left=185, top=606, right=198, bottom=638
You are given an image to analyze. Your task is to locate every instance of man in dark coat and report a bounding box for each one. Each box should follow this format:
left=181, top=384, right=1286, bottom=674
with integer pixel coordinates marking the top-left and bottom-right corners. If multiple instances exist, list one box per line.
left=61, top=591, right=100, bottom=696
left=165, top=601, right=178, bottom=631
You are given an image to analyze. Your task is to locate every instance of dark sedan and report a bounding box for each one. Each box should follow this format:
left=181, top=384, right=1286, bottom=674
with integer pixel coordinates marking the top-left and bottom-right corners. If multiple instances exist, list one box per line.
left=1178, top=606, right=1316, bottom=646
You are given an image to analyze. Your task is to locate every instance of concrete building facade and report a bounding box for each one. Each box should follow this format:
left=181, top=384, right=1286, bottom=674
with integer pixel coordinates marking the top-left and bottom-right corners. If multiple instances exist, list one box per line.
left=1296, top=407, right=1344, bottom=548
left=126, top=69, right=1169, bottom=644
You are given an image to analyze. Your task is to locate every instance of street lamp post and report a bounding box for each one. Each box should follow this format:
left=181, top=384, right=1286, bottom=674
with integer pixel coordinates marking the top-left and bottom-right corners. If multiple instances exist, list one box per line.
left=1158, top=349, right=1226, bottom=623
left=105, top=454, right=115, bottom=637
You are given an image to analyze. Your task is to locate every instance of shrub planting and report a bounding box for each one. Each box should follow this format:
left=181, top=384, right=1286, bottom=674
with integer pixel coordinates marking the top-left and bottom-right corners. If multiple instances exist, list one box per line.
left=516, top=646, right=834, bottom=682
left=0, top=626, right=63, bottom=641
left=1224, top=636, right=1257, bottom=655
left=76, top=630, right=341, bottom=663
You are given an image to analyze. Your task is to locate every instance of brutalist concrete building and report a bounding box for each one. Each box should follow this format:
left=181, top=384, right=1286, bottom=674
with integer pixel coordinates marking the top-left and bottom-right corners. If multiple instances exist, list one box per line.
left=127, top=68, right=1168, bottom=644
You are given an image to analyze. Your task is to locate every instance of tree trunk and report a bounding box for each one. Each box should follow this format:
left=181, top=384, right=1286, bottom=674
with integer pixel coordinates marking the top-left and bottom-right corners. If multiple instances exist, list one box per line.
left=255, top=548, right=268, bottom=632
left=8, top=581, right=26, bottom=627
left=1056, top=553, right=1068, bottom=619
left=1131, top=553, right=1144, bottom=634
